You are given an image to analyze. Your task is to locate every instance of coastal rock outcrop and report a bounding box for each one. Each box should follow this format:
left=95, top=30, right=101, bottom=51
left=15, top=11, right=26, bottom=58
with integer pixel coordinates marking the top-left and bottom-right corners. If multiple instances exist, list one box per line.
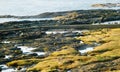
left=92, top=3, right=120, bottom=8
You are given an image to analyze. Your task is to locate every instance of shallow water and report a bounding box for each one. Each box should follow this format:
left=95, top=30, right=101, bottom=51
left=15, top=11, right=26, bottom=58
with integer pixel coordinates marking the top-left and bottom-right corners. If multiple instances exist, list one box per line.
left=102, top=20, right=120, bottom=24
left=0, top=0, right=119, bottom=16
left=45, top=30, right=83, bottom=34
left=0, top=18, right=52, bottom=23
left=93, top=20, right=120, bottom=25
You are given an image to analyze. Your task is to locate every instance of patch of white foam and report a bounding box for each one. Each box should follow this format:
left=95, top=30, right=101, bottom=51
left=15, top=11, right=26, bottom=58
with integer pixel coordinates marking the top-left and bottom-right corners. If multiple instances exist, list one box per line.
left=46, top=31, right=68, bottom=34
left=67, top=70, right=71, bottom=72
left=80, top=41, right=84, bottom=44
left=34, top=52, right=46, bottom=56
left=17, top=46, right=36, bottom=53
left=4, top=55, right=12, bottom=59
left=17, top=46, right=45, bottom=55
left=46, top=30, right=83, bottom=34
left=79, top=47, right=94, bottom=54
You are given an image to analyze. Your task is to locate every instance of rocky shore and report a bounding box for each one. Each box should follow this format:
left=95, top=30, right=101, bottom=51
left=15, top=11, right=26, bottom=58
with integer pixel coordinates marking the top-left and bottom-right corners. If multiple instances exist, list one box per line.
left=0, top=28, right=119, bottom=72
left=0, top=9, right=120, bottom=72
left=92, top=3, right=120, bottom=8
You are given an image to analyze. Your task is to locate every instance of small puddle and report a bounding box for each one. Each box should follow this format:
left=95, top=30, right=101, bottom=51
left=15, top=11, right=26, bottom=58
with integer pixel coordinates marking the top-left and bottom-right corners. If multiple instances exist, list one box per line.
left=79, top=47, right=94, bottom=54
left=78, top=43, right=100, bottom=54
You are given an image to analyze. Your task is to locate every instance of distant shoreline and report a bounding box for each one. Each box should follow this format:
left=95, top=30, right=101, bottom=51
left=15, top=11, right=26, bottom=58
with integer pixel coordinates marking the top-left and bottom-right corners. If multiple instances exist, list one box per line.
left=0, top=9, right=120, bottom=19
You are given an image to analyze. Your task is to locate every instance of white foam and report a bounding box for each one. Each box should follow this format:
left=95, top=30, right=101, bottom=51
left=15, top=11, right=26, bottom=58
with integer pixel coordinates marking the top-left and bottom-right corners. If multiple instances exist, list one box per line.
left=4, top=55, right=12, bottom=59
left=46, top=31, right=68, bottom=34
left=34, top=52, right=46, bottom=56
left=17, top=46, right=36, bottom=53
left=46, top=30, right=82, bottom=34
left=79, top=47, right=94, bottom=54
left=17, top=46, right=45, bottom=55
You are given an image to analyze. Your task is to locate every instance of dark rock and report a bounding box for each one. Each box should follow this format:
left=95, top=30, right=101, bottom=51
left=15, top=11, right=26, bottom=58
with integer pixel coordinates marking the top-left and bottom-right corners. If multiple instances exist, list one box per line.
left=28, top=53, right=38, bottom=57
left=0, top=53, right=5, bottom=58
left=9, top=47, right=21, bottom=50
left=0, top=67, right=2, bottom=72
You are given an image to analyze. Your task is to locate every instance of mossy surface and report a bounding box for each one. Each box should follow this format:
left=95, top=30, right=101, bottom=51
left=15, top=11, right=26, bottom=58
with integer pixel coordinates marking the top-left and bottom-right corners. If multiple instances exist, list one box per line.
left=7, top=28, right=120, bottom=72
left=7, top=59, right=41, bottom=67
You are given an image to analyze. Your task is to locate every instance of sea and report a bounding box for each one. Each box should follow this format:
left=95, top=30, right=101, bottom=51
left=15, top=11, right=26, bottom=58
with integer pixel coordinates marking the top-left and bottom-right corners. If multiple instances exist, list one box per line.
left=0, top=0, right=119, bottom=16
